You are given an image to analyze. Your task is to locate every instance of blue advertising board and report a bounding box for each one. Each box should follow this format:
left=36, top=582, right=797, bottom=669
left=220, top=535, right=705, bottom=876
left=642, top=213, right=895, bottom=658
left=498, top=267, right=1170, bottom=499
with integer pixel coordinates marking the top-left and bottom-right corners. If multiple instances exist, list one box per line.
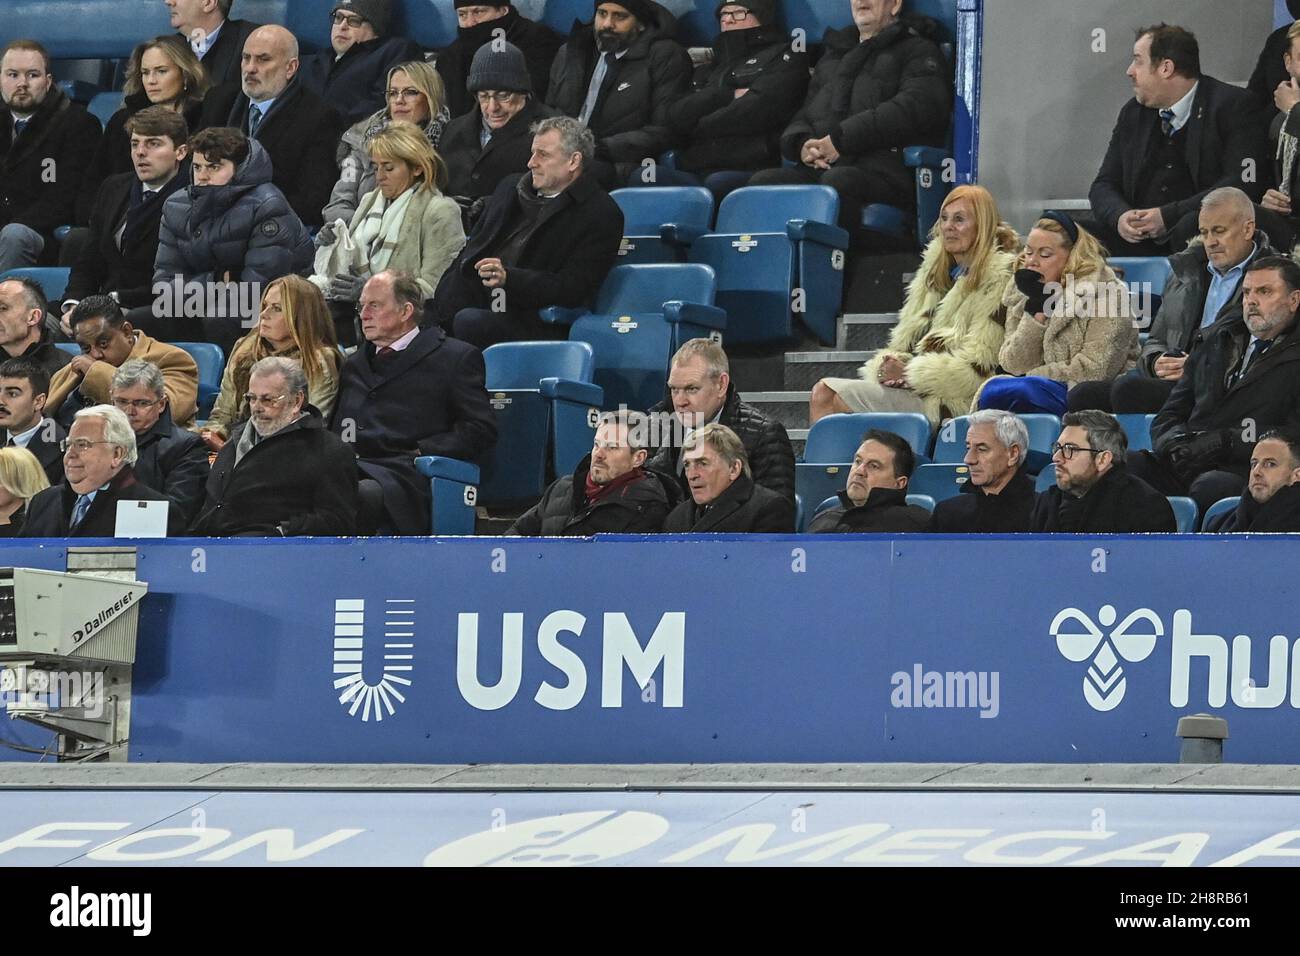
left=0, top=534, right=1296, bottom=764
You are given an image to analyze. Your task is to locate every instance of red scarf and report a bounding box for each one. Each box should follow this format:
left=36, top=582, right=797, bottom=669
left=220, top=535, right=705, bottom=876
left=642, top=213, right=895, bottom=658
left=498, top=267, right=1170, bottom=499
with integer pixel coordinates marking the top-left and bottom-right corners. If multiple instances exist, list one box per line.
left=584, top=467, right=646, bottom=505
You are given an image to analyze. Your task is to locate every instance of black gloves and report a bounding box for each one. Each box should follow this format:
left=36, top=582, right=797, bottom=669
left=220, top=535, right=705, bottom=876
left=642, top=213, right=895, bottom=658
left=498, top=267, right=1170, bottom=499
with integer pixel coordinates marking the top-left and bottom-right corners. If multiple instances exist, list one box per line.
left=1166, top=430, right=1231, bottom=483
left=1014, top=268, right=1050, bottom=316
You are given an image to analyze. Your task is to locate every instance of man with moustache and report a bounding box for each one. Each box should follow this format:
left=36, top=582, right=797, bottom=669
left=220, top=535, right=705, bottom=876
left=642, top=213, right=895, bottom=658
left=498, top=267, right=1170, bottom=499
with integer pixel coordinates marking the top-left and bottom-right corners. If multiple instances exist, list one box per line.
left=0, top=356, right=65, bottom=486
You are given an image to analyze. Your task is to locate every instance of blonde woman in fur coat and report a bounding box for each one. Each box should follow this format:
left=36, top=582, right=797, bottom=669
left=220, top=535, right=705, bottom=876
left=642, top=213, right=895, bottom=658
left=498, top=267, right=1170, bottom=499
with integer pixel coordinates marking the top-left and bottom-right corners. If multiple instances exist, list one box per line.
left=809, top=184, right=1019, bottom=427
left=974, top=211, right=1138, bottom=415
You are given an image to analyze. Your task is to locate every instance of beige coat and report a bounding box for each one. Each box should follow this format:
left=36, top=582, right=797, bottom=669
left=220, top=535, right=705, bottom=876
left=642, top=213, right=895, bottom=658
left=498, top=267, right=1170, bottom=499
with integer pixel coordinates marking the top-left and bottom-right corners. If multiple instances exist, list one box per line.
left=980, top=265, right=1138, bottom=404
left=862, top=237, right=1017, bottom=425
left=204, top=333, right=342, bottom=439
left=47, top=331, right=199, bottom=427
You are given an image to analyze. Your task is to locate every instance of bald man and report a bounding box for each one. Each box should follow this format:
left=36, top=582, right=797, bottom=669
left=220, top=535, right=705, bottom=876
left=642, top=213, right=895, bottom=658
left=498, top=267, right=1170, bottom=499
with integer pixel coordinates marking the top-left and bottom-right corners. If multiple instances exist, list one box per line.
left=198, top=24, right=343, bottom=225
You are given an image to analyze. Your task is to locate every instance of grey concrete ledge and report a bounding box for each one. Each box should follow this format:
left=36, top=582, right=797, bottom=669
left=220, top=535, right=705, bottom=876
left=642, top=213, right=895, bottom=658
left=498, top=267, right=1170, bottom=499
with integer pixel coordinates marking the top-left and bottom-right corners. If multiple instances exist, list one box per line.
left=1, top=762, right=1300, bottom=793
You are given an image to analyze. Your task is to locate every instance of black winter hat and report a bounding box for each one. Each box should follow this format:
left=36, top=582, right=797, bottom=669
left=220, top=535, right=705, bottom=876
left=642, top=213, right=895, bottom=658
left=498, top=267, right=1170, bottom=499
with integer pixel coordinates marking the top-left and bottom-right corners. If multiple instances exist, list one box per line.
left=596, top=0, right=657, bottom=28
left=332, top=0, right=391, bottom=36
left=715, top=0, right=775, bottom=26
left=467, top=41, right=532, bottom=94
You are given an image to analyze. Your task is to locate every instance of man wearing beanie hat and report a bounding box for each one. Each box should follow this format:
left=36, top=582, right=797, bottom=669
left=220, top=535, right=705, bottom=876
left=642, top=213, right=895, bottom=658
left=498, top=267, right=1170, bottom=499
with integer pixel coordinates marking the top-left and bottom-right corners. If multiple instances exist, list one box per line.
left=545, top=0, right=691, bottom=188
left=440, top=42, right=558, bottom=202
left=646, top=0, right=808, bottom=200
left=298, top=0, right=422, bottom=126
left=436, top=2, right=562, bottom=118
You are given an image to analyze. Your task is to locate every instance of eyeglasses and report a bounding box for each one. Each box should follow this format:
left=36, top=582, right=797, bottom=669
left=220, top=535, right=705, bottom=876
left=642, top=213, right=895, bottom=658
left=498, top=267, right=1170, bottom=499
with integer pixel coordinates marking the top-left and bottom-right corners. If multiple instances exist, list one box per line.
left=331, top=12, right=368, bottom=27
left=718, top=8, right=753, bottom=21
left=112, top=398, right=160, bottom=411
left=1050, top=443, right=1102, bottom=460
left=476, top=91, right=522, bottom=106
left=61, top=438, right=114, bottom=455
left=244, top=393, right=290, bottom=407
left=386, top=87, right=423, bottom=101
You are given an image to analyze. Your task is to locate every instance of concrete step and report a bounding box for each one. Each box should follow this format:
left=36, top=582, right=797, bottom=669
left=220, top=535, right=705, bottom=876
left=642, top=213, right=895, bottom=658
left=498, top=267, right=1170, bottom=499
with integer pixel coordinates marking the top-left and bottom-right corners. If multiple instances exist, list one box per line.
left=740, top=390, right=812, bottom=430
left=783, top=350, right=874, bottom=390
left=840, top=313, right=899, bottom=351
left=789, top=428, right=807, bottom=458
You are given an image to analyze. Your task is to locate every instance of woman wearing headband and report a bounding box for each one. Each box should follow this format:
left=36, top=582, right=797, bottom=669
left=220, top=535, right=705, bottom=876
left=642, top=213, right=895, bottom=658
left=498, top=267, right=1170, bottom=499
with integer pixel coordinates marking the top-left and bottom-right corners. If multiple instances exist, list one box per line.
left=974, top=211, right=1138, bottom=415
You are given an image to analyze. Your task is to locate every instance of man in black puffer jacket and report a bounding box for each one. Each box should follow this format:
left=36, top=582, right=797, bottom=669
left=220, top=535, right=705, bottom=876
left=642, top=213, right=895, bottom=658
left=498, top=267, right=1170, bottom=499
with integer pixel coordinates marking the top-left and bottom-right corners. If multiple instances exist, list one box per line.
left=645, top=338, right=795, bottom=504
left=509, top=410, right=672, bottom=535
left=438, top=1, right=563, bottom=119
left=545, top=0, right=692, bottom=187
left=748, top=1, right=950, bottom=229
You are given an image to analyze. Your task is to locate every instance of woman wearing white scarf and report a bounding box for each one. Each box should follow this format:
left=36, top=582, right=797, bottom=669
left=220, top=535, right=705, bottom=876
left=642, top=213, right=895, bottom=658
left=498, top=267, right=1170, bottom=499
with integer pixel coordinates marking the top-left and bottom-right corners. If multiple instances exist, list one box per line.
left=311, top=121, right=465, bottom=345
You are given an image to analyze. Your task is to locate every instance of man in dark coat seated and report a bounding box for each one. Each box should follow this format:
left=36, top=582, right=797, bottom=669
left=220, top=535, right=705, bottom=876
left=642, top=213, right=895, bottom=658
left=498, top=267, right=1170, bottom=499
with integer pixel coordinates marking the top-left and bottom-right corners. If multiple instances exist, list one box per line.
left=193, top=356, right=357, bottom=536
left=109, top=359, right=210, bottom=524
left=297, top=0, right=423, bottom=126
left=1211, top=430, right=1300, bottom=532
left=20, top=404, right=185, bottom=537
left=0, top=357, right=65, bottom=486
left=1127, top=256, right=1300, bottom=515
left=509, top=409, right=671, bottom=535
left=0, top=276, right=70, bottom=379
left=928, top=409, right=1036, bottom=533
left=168, top=0, right=260, bottom=89
left=332, top=270, right=497, bottom=534
left=1029, top=410, right=1176, bottom=533
left=662, top=423, right=793, bottom=532
left=436, top=0, right=562, bottom=118
left=432, top=116, right=623, bottom=349
left=810, top=428, right=929, bottom=533
left=646, top=338, right=795, bottom=503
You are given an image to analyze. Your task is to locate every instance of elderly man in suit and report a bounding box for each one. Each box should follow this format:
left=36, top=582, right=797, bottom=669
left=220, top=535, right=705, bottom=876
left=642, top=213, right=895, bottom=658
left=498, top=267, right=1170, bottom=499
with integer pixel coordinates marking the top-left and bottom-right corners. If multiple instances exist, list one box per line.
left=662, top=423, right=794, bottom=532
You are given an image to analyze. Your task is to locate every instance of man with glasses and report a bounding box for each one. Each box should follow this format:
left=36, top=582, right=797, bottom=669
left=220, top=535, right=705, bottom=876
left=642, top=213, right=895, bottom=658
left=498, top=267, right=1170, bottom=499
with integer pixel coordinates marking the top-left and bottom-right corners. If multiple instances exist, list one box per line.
left=199, top=24, right=342, bottom=225
left=165, top=0, right=260, bottom=88
left=20, top=404, right=184, bottom=537
left=193, top=356, right=356, bottom=536
left=1029, top=410, right=1175, bottom=532
left=510, top=410, right=672, bottom=535
left=299, top=1, right=422, bottom=126
left=436, top=1, right=561, bottom=118
left=110, top=359, right=209, bottom=523
left=440, top=43, right=557, bottom=204
left=0, top=356, right=65, bottom=486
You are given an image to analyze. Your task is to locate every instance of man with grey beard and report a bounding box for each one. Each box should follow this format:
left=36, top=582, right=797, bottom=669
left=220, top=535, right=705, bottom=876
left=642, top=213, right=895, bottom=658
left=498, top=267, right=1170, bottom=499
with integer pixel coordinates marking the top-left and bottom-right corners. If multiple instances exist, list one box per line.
left=1127, top=255, right=1300, bottom=514
left=191, top=356, right=357, bottom=536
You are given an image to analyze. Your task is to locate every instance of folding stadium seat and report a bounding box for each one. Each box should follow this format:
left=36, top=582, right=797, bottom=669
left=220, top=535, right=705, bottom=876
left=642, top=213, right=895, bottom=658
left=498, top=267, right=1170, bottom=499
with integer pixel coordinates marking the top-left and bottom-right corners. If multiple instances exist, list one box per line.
left=0, top=267, right=71, bottom=302
left=1034, top=468, right=1057, bottom=493
left=796, top=412, right=931, bottom=511
left=87, top=91, right=124, bottom=128
left=933, top=413, right=1060, bottom=473
left=1201, top=496, right=1240, bottom=532
left=478, top=341, right=604, bottom=505
left=1108, top=257, right=1173, bottom=332
left=1167, top=496, right=1198, bottom=534
left=687, top=185, right=848, bottom=346
left=610, top=187, right=714, bottom=264
left=173, top=342, right=225, bottom=420
left=1116, top=413, right=1156, bottom=453
left=541, top=263, right=725, bottom=412
left=907, top=462, right=970, bottom=503
left=414, top=456, right=479, bottom=535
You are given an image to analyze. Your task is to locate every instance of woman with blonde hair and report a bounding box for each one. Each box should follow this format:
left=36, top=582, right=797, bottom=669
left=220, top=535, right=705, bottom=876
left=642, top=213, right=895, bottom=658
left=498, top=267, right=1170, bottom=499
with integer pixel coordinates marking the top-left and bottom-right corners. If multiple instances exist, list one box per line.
left=201, top=276, right=342, bottom=451
left=809, top=184, right=1020, bottom=427
left=322, top=60, right=452, bottom=225
left=974, top=211, right=1138, bottom=415
left=83, top=35, right=209, bottom=203
left=312, top=121, right=465, bottom=345
left=0, top=446, right=50, bottom=537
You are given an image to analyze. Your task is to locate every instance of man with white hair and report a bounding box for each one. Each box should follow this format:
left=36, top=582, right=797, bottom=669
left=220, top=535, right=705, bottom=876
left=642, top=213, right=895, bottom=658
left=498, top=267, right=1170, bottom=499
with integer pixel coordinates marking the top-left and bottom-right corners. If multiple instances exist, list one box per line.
left=662, top=423, right=793, bottom=532
left=193, top=356, right=357, bottom=536
left=198, top=23, right=342, bottom=225
left=20, top=404, right=184, bottom=536
left=928, top=409, right=1036, bottom=532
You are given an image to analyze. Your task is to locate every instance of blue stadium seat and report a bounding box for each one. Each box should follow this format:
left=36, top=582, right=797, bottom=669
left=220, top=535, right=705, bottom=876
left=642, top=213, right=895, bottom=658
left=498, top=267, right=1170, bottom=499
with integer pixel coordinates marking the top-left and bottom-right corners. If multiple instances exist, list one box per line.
left=1168, top=496, right=1198, bottom=534
left=478, top=341, right=603, bottom=505
left=794, top=492, right=804, bottom=532
left=688, top=186, right=848, bottom=346
left=0, top=267, right=71, bottom=302
left=55, top=342, right=80, bottom=356
left=933, top=413, right=1060, bottom=473
left=88, top=91, right=124, bottom=128
left=796, top=412, right=931, bottom=511
left=1116, top=413, right=1156, bottom=453
left=907, top=462, right=970, bottom=503
left=1108, top=257, right=1173, bottom=333
left=1201, top=496, right=1240, bottom=532
left=610, top=187, right=714, bottom=264
left=543, top=263, right=725, bottom=412
left=413, top=456, right=479, bottom=535
left=173, top=342, right=224, bottom=420
left=1035, top=467, right=1057, bottom=493
left=906, top=493, right=936, bottom=513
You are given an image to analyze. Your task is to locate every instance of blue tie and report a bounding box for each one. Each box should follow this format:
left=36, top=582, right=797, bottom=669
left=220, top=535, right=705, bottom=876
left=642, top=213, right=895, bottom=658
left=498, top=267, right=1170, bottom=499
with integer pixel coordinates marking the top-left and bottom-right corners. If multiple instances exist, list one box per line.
left=1159, top=108, right=1175, bottom=138
left=12, top=118, right=28, bottom=137
left=248, top=104, right=262, bottom=137
left=70, top=494, right=92, bottom=529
